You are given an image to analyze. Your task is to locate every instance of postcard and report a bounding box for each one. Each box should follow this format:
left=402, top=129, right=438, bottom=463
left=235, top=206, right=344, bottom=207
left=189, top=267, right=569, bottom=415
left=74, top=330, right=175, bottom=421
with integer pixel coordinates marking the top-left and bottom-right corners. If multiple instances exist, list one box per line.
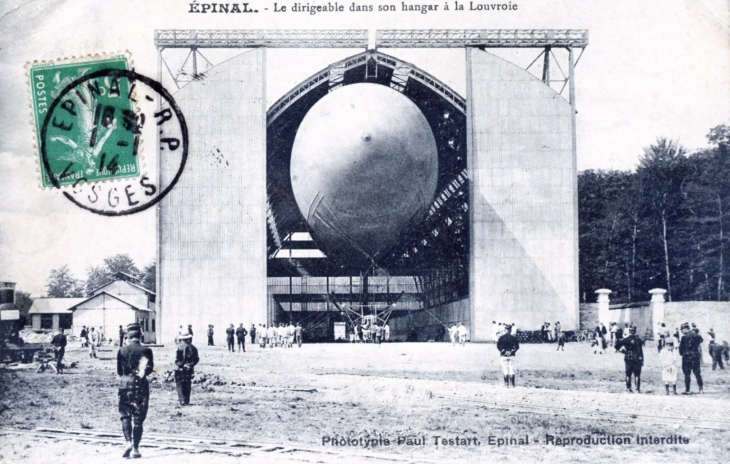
left=1, top=0, right=728, bottom=462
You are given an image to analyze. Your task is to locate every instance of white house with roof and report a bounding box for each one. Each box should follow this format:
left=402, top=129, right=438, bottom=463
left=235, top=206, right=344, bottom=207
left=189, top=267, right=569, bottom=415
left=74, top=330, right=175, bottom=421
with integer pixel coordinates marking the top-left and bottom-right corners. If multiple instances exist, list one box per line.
left=28, top=277, right=156, bottom=343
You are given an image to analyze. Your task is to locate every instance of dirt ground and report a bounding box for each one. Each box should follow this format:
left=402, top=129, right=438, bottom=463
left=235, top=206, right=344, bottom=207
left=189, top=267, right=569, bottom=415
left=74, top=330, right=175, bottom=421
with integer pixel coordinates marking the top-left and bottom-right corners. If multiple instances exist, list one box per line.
left=1, top=340, right=729, bottom=463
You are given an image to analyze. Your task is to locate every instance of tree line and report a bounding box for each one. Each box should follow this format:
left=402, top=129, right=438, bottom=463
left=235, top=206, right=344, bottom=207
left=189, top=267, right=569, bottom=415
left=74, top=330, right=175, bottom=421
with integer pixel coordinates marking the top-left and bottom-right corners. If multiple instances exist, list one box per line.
left=26, top=124, right=730, bottom=306
left=579, top=125, right=729, bottom=303
left=44, top=254, right=156, bottom=298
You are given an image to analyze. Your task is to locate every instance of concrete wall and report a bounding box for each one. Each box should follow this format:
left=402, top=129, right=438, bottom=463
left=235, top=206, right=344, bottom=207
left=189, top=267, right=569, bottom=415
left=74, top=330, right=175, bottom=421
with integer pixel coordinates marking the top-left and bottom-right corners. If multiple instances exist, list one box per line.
left=664, top=302, right=730, bottom=354
left=466, top=49, right=579, bottom=340
left=579, top=303, right=599, bottom=331
left=158, top=50, right=267, bottom=344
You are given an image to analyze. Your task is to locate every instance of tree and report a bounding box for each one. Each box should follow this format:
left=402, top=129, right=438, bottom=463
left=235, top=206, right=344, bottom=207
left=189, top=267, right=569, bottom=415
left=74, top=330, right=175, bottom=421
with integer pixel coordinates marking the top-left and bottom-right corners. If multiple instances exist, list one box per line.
left=46, top=265, right=84, bottom=298
left=14, top=290, right=34, bottom=324
left=140, top=263, right=156, bottom=293
left=636, top=138, right=688, bottom=301
left=85, top=265, right=112, bottom=296
left=103, top=254, right=140, bottom=278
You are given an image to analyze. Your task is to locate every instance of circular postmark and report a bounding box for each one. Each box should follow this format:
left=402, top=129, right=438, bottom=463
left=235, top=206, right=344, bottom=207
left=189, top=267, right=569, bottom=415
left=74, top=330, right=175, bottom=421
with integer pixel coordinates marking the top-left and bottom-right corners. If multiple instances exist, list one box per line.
left=41, top=68, right=188, bottom=216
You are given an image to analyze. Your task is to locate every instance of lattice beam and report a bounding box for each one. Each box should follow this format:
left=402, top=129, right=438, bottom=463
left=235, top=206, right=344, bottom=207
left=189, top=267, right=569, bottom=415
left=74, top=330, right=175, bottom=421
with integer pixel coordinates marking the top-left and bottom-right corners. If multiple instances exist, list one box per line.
left=155, top=30, right=369, bottom=48
left=376, top=29, right=589, bottom=49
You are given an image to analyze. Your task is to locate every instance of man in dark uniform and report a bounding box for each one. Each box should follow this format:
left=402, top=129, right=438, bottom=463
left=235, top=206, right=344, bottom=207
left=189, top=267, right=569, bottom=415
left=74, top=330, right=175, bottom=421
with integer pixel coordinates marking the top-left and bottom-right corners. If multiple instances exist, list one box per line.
left=117, top=323, right=154, bottom=459
left=175, top=332, right=199, bottom=406
left=496, top=323, right=520, bottom=387
left=295, top=323, right=303, bottom=347
left=250, top=324, right=256, bottom=345
left=679, top=322, right=704, bottom=393
left=207, top=325, right=214, bottom=346
left=226, top=324, right=235, bottom=352
left=50, top=328, right=67, bottom=374
left=709, top=340, right=725, bottom=370
left=615, top=326, right=644, bottom=393
left=235, top=323, right=247, bottom=352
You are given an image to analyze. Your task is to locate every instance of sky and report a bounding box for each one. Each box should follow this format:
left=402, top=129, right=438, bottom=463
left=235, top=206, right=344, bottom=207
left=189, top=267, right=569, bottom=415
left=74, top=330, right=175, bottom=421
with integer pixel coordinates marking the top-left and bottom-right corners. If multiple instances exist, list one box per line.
left=0, top=0, right=728, bottom=295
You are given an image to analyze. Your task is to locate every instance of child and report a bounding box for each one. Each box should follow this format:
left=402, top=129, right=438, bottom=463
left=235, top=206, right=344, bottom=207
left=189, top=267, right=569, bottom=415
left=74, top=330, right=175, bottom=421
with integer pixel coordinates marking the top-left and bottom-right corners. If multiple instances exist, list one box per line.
left=557, top=330, right=565, bottom=351
left=659, top=338, right=679, bottom=395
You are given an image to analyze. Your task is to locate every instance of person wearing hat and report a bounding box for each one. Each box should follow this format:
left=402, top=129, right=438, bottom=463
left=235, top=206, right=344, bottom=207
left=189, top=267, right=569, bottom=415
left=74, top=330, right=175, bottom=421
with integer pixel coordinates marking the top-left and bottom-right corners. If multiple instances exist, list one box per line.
left=116, top=323, right=154, bottom=459
left=235, top=323, right=247, bottom=353
left=615, top=325, right=644, bottom=393
left=679, top=322, right=703, bottom=394
left=50, top=328, right=67, bottom=374
left=175, top=331, right=199, bottom=406
left=496, top=323, right=519, bottom=387
left=659, top=338, right=679, bottom=395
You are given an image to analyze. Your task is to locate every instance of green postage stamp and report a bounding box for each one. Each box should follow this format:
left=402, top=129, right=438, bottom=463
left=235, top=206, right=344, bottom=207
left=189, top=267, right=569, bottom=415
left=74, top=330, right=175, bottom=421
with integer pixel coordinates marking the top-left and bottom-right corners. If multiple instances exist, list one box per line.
left=29, top=55, right=141, bottom=187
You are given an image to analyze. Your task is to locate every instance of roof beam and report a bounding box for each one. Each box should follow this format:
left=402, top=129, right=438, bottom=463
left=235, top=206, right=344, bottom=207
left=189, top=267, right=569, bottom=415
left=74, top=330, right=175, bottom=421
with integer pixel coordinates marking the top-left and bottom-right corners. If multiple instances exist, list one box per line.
left=376, top=29, right=589, bottom=49
left=155, top=30, right=369, bottom=49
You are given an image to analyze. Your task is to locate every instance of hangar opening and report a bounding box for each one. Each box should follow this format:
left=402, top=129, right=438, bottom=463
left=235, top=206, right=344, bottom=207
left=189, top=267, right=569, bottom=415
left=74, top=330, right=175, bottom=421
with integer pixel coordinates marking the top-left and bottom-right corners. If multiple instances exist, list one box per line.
left=266, top=50, right=469, bottom=342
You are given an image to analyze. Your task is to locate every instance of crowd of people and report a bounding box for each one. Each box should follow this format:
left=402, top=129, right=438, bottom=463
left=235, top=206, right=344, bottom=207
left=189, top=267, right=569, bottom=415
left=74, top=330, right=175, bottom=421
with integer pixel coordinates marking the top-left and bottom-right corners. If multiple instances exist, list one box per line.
left=41, top=315, right=730, bottom=459
left=78, top=325, right=109, bottom=358
left=192, top=323, right=305, bottom=350
left=345, top=320, right=390, bottom=344
left=448, top=322, right=469, bottom=346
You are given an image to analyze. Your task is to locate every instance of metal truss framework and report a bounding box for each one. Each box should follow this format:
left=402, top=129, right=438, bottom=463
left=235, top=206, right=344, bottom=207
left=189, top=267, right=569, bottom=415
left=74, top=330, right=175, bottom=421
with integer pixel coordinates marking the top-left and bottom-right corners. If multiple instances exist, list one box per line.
left=155, top=29, right=369, bottom=48
left=375, top=29, right=588, bottom=48
left=155, top=29, right=587, bottom=93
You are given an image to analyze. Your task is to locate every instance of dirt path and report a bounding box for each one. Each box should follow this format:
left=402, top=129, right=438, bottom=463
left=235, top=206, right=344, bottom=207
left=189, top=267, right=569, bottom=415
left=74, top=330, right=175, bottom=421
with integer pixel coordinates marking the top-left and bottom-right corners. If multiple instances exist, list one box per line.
left=1, top=342, right=728, bottom=463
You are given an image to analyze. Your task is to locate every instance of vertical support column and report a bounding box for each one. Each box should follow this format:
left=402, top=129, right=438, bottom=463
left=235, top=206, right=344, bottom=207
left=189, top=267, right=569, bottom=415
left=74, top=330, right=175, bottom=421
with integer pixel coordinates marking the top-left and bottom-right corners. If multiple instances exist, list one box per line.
left=595, top=289, right=611, bottom=326
left=192, top=47, right=198, bottom=76
left=466, top=48, right=578, bottom=340
left=568, top=46, right=580, bottom=333
left=650, top=288, right=666, bottom=338
left=541, top=46, right=551, bottom=84
left=155, top=46, right=163, bottom=346
left=158, top=49, right=267, bottom=344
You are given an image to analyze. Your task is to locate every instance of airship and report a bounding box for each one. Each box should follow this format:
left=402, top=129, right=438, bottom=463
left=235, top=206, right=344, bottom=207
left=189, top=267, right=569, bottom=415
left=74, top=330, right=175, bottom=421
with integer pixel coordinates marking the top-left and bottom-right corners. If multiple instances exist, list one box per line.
left=290, top=83, right=439, bottom=268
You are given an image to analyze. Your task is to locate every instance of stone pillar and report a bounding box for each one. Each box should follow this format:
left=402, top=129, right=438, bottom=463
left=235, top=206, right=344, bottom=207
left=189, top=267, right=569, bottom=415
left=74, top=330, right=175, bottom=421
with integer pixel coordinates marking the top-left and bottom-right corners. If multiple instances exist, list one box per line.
left=650, top=288, right=666, bottom=338
left=596, top=289, right=611, bottom=326
left=52, top=314, right=60, bottom=331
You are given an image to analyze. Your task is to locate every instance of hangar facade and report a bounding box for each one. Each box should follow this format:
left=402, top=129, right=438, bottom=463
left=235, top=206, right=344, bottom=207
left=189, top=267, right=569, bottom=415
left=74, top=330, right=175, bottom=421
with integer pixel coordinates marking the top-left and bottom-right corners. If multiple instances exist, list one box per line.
left=156, top=30, right=585, bottom=344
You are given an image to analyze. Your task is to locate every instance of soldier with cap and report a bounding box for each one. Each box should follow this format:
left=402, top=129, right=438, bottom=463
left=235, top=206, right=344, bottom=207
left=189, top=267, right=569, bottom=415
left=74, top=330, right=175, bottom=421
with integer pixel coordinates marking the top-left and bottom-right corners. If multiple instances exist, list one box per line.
left=235, top=323, right=247, bottom=352
left=50, top=328, right=67, bottom=374
left=679, top=322, right=704, bottom=394
left=116, top=323, right=154, bottom=459
left=175, top=331, right=199, bottom=406
left=496, top=323, right=520, bottom=387
left=615, top=325, right=644, bottom=393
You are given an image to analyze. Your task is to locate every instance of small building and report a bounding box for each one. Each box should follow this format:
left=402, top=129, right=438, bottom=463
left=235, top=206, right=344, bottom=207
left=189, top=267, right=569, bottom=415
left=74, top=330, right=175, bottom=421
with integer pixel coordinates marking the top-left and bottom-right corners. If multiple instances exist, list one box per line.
left=27, top=278, right=157, bottom=343
left=28, top=298, right=84, bottom=331
left=71, top=292, right=155, bottom=343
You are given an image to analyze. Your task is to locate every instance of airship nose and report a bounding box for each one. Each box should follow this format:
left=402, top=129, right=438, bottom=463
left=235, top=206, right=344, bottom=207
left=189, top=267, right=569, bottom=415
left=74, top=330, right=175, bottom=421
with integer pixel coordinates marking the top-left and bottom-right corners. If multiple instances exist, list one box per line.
left=290, top=83, right=439, bottom=262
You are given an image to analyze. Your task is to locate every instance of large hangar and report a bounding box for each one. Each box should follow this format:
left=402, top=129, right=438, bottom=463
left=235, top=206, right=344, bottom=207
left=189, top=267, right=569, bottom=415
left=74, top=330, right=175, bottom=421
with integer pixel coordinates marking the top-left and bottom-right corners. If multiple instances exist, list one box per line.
left=156, top=30, right=585, bottom=344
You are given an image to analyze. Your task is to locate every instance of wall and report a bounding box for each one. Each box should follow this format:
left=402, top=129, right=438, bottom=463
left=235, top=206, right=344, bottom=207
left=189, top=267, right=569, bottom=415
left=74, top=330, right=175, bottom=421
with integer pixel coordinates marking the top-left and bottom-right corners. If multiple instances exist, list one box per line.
left=664, top=302, right=730, bottom=354
left=466, top=49, right=579, bottom=340
left=158, top=50, right=267, bottom=344
left=72, top=294, right=153, bottom=342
